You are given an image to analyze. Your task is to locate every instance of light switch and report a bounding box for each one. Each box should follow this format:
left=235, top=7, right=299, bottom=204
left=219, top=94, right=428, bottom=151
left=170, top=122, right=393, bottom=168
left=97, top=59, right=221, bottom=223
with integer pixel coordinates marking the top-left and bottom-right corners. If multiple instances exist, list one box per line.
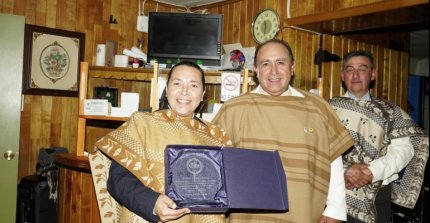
left=137, top=15, right=148, bottom=32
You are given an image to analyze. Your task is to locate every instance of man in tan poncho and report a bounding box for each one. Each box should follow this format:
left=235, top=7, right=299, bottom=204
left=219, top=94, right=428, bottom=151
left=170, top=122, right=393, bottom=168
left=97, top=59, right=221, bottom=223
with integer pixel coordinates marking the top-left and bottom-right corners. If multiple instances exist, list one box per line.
left=90, top=61, right=232, bottom=223
left=212, top=39, right=355, bottom=222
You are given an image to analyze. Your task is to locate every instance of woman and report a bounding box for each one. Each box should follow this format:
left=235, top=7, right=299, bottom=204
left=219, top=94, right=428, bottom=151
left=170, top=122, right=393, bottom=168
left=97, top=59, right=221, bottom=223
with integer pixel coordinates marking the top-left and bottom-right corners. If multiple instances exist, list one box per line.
left=90, top=61, right=231, bottom=223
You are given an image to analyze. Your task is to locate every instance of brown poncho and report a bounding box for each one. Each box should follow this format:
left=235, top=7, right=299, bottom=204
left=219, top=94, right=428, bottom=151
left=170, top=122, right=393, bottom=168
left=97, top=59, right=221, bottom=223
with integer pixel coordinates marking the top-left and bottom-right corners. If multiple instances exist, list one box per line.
left=213, top=92, right=355, bottom=222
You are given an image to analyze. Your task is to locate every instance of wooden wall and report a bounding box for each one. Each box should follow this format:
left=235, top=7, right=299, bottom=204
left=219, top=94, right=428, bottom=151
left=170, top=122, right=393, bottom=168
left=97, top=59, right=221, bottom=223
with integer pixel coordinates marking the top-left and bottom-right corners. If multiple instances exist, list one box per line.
left=0, top=0, right=409, bottom=180
left=0, top=0, right=189, bottom=180
left=202, top=0, right=409, bottom=105
left=320, top=35, right=409, bottom=108
left=287, top=0, right=387, bottom=17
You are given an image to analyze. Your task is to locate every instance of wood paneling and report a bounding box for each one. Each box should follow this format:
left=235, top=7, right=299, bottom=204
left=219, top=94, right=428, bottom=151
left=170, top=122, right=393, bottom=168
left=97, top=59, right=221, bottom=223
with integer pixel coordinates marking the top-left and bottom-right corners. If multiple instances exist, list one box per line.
left=9, top=0, right=178, bottom=180
left=283, top=27, right=320, bottom=91
left=1, top=0, right=410, bottom=182
left=319, top=36, right=409, bottom=105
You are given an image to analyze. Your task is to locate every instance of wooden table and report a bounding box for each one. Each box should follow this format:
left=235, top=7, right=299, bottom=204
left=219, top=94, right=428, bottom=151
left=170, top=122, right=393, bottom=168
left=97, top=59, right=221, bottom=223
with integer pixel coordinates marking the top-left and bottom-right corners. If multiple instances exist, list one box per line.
left=55, top=153, right=101, bottom=223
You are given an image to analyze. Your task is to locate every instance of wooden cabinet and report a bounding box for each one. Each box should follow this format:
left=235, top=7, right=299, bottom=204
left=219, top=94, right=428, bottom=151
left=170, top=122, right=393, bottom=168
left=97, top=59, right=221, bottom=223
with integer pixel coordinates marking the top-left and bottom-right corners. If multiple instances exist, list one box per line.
left=56, top=154, right=100, bottom=223
left=56, top=62, right=156, bottom=222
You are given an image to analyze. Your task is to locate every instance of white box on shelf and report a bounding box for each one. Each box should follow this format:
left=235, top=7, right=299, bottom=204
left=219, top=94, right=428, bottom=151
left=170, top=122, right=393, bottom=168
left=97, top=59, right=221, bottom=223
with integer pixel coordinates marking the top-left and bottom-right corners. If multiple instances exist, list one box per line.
left=114, top=55, right=129, bottom=67
left=121, top=92, right=139, bottom=116
left=110, top=107, right=129, bottom=117
left=83, top=99, right=109, bottom=116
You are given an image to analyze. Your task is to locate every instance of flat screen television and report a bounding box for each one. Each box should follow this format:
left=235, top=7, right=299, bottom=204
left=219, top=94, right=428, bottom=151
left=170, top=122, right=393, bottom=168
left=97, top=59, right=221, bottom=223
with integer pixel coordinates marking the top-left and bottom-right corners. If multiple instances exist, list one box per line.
left=147, top=12, right=223, bottom=67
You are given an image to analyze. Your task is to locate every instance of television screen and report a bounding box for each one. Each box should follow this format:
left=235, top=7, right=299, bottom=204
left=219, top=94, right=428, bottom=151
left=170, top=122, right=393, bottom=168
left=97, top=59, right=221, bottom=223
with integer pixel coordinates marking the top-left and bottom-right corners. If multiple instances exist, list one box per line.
left=148, top=12, right=223, bottom=67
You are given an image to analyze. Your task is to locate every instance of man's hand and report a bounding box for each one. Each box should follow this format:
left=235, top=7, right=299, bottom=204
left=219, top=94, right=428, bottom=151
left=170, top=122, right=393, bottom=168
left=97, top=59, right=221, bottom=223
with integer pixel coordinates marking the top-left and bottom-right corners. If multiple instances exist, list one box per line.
left=344, top=163, right=373, bottom=189
left=154, top=195, right=190, bottom=222
left=319, top=215, right=342, bottom=223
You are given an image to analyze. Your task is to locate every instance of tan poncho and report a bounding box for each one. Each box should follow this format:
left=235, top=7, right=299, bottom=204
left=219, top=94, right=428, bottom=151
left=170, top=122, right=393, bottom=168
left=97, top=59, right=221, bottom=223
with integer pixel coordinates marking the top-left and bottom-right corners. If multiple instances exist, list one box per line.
left=90, top=110, right=231, bottom=223
left=212, top=92, right=355, bottom=223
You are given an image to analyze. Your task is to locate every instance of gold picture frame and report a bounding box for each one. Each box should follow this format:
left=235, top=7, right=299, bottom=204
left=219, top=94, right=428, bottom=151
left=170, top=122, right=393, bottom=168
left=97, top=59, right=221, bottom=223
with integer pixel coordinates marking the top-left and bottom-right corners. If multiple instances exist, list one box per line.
left=22, top=25, right=85, bottom=97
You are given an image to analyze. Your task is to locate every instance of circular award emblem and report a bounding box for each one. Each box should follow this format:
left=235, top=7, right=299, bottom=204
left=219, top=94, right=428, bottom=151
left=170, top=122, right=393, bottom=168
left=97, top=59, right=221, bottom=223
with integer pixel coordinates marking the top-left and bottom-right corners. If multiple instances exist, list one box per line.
left=186, top=158, right=203, bottom=175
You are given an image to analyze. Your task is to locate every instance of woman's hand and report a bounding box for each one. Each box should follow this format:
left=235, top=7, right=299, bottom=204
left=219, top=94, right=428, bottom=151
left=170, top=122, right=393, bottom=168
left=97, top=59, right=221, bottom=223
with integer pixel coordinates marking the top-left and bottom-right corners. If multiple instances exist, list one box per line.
left=154, top=195, right=190, bottom=222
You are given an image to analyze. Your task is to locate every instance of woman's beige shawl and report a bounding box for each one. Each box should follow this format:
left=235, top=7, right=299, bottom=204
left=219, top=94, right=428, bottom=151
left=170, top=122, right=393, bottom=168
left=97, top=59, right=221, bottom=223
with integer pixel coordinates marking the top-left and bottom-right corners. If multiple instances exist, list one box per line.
left=89, top=110, right=231, bottom=223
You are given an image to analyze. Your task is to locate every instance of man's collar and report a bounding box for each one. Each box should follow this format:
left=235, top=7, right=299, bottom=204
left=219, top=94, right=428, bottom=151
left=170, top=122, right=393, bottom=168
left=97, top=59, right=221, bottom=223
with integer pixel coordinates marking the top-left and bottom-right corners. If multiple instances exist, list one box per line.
left=345, top=91, right=371, bottom=101
left=252, top=85, right=304, bottom=97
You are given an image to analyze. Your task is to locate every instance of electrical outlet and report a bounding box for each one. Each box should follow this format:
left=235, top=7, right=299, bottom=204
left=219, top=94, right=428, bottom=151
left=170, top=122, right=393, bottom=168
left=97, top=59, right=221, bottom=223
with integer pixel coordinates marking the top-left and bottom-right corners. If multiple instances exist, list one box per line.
left=137, top=15, right=148, bottom=32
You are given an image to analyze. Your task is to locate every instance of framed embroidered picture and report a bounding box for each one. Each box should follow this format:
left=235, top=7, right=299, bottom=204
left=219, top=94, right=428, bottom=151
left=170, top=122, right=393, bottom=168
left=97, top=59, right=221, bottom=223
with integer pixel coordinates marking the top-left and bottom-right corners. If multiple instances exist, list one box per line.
left=22, top=25, right=85, bottom=97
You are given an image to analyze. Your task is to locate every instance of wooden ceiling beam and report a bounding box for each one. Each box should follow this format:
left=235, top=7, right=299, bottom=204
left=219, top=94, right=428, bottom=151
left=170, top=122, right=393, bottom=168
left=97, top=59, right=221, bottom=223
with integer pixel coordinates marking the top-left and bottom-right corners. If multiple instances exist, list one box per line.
left=284, top=0, right=429, bottom=34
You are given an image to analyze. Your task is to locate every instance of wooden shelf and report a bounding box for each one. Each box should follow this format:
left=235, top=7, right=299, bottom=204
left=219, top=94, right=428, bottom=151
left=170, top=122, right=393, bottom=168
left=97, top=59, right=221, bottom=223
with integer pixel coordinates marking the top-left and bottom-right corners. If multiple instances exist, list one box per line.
left=89, top=66, right=154, bottom=81
left=284, top=0, right=429, bottom=34
left=89, top=66, right=256, bottom=85
left=79, top=114, right=129, bottom=122
left=89, top=66, right=254, bottom=76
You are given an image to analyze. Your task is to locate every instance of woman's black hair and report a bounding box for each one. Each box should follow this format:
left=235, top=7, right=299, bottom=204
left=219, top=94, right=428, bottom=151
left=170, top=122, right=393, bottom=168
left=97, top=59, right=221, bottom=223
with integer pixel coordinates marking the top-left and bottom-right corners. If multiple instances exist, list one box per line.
left=158, top=61, right=206, bottom=110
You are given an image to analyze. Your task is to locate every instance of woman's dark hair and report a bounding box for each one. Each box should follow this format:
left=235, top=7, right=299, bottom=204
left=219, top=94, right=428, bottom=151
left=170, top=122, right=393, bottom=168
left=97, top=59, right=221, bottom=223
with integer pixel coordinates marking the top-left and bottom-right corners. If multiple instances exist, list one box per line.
left=159, top=61, right=206, bottom=109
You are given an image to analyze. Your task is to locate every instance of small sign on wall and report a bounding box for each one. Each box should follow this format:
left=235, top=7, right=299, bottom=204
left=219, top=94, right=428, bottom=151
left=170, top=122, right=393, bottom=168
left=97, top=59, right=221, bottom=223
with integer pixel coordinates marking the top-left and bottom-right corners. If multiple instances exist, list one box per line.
left=221, top=72, right=241, bottom=102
